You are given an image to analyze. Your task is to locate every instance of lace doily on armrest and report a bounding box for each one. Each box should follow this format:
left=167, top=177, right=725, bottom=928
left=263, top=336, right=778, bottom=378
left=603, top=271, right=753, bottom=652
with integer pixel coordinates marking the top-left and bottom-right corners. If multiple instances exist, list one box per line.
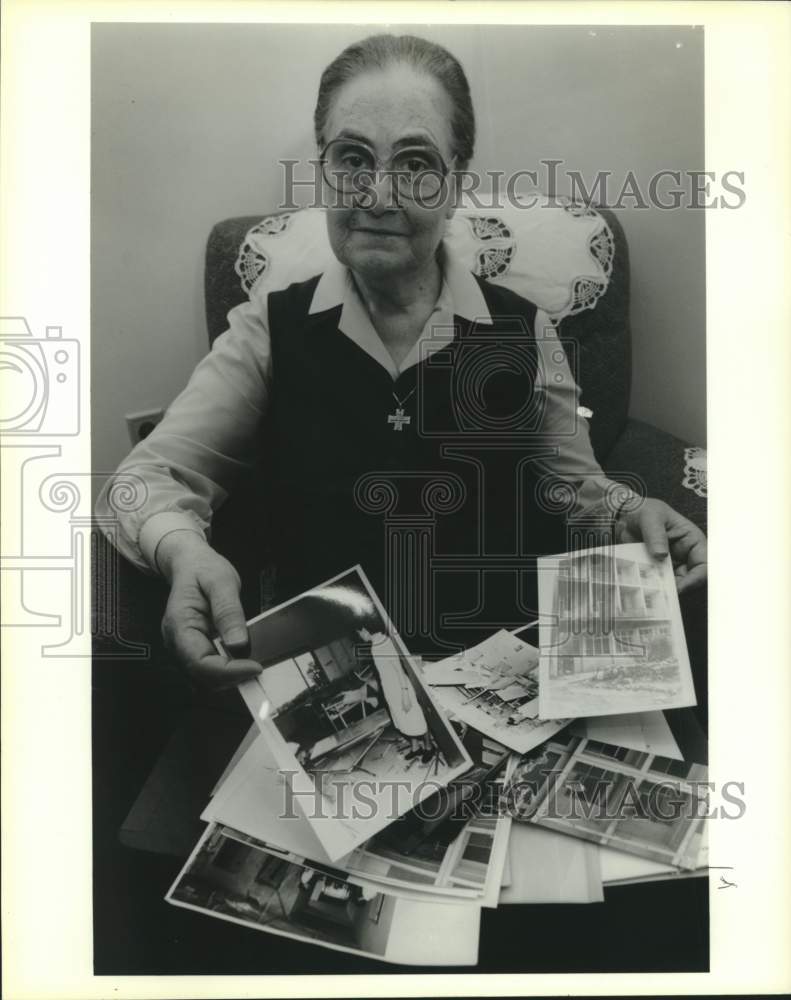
left=682, top=447, right=707, bottom=498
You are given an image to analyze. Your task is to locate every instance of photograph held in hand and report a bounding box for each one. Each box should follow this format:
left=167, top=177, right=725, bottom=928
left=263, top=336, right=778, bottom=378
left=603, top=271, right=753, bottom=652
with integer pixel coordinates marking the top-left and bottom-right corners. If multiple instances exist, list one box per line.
left=215, top=566, right=471, bottom=861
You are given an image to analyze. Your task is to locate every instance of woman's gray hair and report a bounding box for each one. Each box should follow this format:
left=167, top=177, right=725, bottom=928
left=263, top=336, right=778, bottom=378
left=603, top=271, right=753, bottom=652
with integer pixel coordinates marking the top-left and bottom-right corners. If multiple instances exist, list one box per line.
left=314, top=34, right=476, bottom=167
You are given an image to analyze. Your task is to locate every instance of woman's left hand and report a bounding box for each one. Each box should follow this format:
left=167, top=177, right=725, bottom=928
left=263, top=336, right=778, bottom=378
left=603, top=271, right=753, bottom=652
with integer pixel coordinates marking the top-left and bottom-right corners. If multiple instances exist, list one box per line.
left=616, top=497, right=707, bottom=594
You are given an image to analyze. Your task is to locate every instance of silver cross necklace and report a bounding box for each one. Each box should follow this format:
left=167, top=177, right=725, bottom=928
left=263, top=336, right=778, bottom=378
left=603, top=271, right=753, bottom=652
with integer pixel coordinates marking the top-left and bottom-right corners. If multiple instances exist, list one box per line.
left=388, top=386, right=416, bottom=431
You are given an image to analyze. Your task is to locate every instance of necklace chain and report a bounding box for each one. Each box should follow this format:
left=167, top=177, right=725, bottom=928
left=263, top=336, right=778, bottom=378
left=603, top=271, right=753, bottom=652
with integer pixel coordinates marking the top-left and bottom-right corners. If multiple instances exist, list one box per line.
left=392, top=386, right=417, bottom=408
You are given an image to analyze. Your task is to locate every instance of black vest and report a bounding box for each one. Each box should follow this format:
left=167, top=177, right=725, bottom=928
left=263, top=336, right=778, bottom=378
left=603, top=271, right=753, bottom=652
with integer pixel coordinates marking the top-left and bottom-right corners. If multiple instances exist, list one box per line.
left=263, top=274, right=568, bottom=657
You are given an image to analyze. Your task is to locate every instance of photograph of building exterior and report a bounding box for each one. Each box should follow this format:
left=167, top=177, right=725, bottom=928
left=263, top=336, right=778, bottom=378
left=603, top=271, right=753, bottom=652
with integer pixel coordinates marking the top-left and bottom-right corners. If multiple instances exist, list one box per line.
left=505, top=734, right=708, bottom=870
left=538, top=544, right=696, bottom=717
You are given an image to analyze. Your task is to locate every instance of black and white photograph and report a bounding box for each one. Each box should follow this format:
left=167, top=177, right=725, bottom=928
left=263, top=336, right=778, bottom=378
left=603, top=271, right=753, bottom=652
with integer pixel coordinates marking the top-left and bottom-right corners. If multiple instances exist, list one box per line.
left=87, top=16, right=714, bottom=977
left=3, top=2, right=790, bottom=997
left=423, top=628, right=571, bottom=752
left=538, top=542, right=697, bottom=718
left=167, top=823, right=481, bottom=966
left=573, top=708, right=684, bottom=759
left=222, top=566, right=471, bottom=859
left=504, top=732, right=709, bottom=870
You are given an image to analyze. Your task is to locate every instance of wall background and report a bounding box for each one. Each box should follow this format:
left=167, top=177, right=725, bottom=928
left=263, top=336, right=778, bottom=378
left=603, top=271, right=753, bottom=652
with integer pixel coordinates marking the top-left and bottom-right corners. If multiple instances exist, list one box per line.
left=92, top=22, right=705, bottom=482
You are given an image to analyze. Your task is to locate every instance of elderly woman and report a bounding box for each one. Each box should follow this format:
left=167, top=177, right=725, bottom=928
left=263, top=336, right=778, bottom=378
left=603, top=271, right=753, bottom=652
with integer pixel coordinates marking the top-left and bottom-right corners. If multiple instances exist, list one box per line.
left=97, top=34, right=707, bottom=689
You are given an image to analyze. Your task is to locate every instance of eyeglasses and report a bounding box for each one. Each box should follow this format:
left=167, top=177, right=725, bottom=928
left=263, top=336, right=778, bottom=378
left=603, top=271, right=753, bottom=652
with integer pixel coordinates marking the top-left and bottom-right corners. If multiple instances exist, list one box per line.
left=320, top=138, right=452, bottom=205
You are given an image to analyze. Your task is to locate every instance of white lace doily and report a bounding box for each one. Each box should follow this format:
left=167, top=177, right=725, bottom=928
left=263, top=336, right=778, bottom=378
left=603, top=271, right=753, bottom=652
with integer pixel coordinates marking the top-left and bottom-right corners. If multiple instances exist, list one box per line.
left=682, top=447, right=707, bottom=498
left=234, top=197, right=615, bottom=322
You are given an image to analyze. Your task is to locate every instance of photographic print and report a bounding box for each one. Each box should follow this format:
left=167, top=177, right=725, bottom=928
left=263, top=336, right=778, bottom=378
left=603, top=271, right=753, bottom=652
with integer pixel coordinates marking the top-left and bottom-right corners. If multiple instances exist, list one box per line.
left=571, top=709, right=683, bottom=759
left=167, top=824, right=481, bottom=966
left=346, top=732, right=512, bottom=907
left=599, top=827, right=709, bottom=886
left=220, top=567, right=471, bottom=860
left=538, top=543, right=697, bottom=718
left=423, top=629, right=571, bottom=753
left=504, top=733, right=708, bottom=870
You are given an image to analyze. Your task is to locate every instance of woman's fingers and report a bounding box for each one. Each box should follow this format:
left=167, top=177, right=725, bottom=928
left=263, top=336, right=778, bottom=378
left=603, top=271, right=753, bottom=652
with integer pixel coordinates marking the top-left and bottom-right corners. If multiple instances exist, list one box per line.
left=619, top=498, right=708, bottom=593
left=670, top=533, right=708, bottom=593
left=164, top=611, right=262, bottom=689
left=161, top=556, right=260, bottom=688
left=636, top=503, right=670, bottom=559
left=203, top=572, right=250, bottom=654
left=664, top=510, right=708, bottom=592
left=675, top=561, right=708, bottom=594
left=192, top=653, right=264, bottom=691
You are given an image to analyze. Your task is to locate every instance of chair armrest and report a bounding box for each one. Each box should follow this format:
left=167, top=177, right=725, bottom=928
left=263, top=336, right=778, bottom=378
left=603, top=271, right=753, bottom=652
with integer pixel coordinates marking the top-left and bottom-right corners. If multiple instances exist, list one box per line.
left=603, top=418, right=707, bottom=533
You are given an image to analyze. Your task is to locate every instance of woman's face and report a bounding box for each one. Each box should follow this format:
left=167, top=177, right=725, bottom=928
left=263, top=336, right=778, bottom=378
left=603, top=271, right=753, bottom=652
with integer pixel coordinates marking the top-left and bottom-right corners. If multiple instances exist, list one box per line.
left=321, top=63, right=458, bottom=282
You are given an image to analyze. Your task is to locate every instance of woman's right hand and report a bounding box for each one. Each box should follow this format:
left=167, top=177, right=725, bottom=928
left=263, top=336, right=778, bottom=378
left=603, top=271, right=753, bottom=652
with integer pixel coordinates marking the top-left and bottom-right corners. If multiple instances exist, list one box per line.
left=156, top=530, right=263, bottom=690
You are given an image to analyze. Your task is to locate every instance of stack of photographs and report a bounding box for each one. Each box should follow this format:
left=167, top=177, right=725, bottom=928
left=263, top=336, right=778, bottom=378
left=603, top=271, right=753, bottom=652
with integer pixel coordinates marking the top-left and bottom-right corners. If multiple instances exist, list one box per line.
left=169, top=726, right=512, bottom=965
left=166, top=546, right=706, bottom=964
left=167, top=824, right=481, bottom=966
